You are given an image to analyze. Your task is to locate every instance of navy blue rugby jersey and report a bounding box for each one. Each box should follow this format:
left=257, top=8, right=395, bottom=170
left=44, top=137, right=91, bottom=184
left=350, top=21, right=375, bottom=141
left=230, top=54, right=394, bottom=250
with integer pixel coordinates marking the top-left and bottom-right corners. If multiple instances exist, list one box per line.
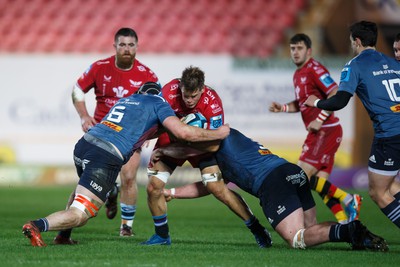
left=338, top=49, right=400, bottom=138
left=88, top=94, right=175, bottom=162
left=215, top=128, right=287, bottom=196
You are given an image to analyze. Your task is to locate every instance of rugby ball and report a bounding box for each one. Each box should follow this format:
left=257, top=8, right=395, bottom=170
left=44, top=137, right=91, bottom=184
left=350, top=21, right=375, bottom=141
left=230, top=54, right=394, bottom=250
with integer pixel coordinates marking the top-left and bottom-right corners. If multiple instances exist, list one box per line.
left=182, top=113, right=208, bottom=129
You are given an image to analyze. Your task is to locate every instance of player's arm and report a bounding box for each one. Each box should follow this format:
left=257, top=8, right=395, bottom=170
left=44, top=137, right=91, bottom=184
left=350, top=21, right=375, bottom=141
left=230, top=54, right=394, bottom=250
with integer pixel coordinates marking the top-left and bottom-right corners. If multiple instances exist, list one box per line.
left=269, top=100, right=300, bottom=113
left=71, top=84, right=97, bottom=132
left=162, top=116, right=230, bottom=142
left=163, top=182, right=211, bottom=201
left=307, top=87, right=338, bottom=132
left=304, top=91, right=353, bottom=111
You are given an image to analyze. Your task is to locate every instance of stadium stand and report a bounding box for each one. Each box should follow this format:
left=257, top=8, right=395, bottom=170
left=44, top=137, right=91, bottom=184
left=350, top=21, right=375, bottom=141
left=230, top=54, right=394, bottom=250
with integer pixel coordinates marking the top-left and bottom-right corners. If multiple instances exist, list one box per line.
left=0, top=0, right=305, bottom=57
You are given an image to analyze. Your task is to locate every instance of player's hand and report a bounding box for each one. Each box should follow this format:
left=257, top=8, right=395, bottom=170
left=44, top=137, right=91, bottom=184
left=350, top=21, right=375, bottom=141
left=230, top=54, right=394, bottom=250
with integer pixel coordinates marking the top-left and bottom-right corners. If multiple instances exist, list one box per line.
left=269, top=102, right=282, bottom=112
left=217, top=124, right=230, bottom=139
left=163, top=188, right=173, bottom=202
left=81, top=115, right=97, bottom=132
left=150, top=148, right=164, bottom=165
left=304, top=95, right=319, bottom=107
left=307, top=120, right=323, bottom=133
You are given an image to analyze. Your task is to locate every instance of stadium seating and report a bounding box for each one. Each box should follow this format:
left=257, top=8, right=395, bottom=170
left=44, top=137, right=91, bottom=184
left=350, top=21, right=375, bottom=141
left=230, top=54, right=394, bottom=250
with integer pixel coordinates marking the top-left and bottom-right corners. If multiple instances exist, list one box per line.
left=0, top=0, right=305, bottom=57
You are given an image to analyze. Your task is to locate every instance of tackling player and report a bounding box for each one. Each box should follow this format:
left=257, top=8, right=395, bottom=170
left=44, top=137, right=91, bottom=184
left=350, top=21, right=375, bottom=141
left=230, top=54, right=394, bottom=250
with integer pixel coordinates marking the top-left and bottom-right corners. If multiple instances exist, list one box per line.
left=269, top=33, right=361, bottom=224
left=142, top=66, right=271, bottom=247
left=155, top=127, right=388, bottom=251
left=22, top=83, right=230, bottom=247
left=305, top=21, right=400, bottom=229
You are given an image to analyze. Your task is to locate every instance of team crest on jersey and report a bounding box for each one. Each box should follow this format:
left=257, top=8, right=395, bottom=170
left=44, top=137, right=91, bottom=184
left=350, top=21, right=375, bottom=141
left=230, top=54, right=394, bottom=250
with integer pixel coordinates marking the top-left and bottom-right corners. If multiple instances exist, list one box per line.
left=113, top=86, right=129, bottom=98
left=129, top=80, right=142, bottom=87
left=340, top=67, right=351, bottom=82
left=104, top=75, right=111, bottom=82
left=137, top=65, right=146, bottom=72
left=390, top=104, right=400, bottom=112
left=209, top=115, right=222, bottom=129
left=319, top=73, right=334, bottom=87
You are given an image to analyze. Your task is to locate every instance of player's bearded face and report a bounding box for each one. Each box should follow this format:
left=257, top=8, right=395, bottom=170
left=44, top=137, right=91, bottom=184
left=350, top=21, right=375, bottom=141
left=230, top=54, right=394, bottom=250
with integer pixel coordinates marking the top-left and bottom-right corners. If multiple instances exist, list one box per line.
left=181, top=87, right=204, bottom=109
left=114, top=36, right=137, bottom=69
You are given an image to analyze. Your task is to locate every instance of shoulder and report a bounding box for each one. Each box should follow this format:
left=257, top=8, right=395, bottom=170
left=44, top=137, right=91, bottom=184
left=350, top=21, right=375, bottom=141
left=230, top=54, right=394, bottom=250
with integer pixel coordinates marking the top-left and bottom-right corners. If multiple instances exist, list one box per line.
left=93, top=56, right=114, bottom=67
left=161, top=79, right=181, bottom=98
left=308, top=58, right=330, bottom=76
left=134, top=59, right=157, bottom=74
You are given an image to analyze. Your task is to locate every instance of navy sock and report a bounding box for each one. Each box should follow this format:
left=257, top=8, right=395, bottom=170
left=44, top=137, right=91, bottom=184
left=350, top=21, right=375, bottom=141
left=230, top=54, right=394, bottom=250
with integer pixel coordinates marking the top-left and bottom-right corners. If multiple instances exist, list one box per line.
left=153, top=214, right=169, bottom=238
left=394, top=192, right=400, bottom=201
left=381, top=199, right=400, bottom=228
left=328, top=224, right=350, bottom=242
left=32, top=218, right=49, bottom=232
left=58, top=229, right=72, bottom=238
left=245, top=216, right=264, bottom=234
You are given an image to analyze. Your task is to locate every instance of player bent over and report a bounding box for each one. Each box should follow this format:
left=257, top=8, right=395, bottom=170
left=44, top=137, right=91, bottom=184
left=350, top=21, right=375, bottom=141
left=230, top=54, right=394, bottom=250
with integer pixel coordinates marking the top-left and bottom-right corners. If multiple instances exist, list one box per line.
left=156, top=126, right=388, bottom=251
left=22, top=83, right=230, bottom=246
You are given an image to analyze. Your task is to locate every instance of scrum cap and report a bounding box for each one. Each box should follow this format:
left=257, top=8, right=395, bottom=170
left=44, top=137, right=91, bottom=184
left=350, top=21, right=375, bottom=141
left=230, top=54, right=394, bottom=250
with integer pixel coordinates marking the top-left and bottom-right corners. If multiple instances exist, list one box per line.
left=136, top=82, right=161, bottom=95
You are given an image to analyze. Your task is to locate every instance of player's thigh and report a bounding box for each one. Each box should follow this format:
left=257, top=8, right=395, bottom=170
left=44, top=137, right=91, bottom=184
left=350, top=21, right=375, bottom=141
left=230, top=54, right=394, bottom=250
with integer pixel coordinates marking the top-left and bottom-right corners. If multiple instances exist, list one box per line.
left=274, top=208, right=305, bottom=244
left=297, top=160, right=318, bottom=178
left=120, top=149, right=141, bottom=180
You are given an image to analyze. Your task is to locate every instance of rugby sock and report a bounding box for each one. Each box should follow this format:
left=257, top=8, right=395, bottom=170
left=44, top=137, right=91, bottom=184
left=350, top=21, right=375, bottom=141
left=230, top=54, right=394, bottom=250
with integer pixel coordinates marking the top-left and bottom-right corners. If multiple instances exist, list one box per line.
left=381, top=199, right=400, bottom=228
left=57, top=229, right=72, bottom=238
left=328, top=224, right=350, bottom=242
left=121, top=203, right=136, bottom=227
left=310, top=175, right=351, bottom=203
left=153, top=214, right=169, bottom=238
left=394, top=192, right=400, bottom=201
left=323, top=195, right=348, bottom=223
left=32, top=218, right=49, bottom=232
left=245, top=216, right=264, bottom=234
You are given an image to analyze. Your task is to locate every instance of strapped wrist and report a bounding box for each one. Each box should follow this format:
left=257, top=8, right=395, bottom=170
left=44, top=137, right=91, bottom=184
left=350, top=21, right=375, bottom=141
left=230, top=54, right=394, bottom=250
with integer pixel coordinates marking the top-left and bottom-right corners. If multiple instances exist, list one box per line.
left=281, top=104, right=289, bottom=113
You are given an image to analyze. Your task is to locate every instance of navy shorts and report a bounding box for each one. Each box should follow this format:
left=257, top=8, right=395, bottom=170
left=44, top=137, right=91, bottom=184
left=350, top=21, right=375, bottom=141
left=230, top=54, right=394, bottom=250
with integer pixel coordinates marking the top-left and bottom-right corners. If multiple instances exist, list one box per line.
left=74, top=137, right=124, bottom=202
left=369, top=134, right=400, bottom=174
left=257, top=163, right=315, bottom=229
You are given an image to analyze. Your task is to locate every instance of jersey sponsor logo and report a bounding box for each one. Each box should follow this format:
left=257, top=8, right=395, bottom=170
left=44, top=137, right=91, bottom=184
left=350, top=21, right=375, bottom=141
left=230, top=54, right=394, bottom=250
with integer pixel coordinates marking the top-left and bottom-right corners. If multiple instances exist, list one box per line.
left=90, top=180, right=103, bottom=192
left=209, top=115, right=223, bottom=129
left=300, top=77, right=307, bottom=83
left=137, top=65, right=146, bottom=72
left=168, top=94, right=179, bottom=100
left=129, top=80, right=142, bottom=87
left=104, top=75, right=111, bottom=82
left=390, top=104, right=400, bottom=112
left=369, top=155, right=376, bottom=163
left=319, top=73, right=334, bottom=88
left=170, top=84, right=179, bottom=91
left=101, top=120, right=123, bottom=132
left=340, top=67, right=351, bottom=82
left=258, top=146, right=271, bottom=155
left=113, top=86, right=129, bottom=98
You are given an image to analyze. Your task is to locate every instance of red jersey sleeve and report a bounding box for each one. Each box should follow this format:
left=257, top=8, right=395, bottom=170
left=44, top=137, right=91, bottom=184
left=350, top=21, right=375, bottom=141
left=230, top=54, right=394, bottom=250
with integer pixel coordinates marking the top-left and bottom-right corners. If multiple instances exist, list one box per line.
left=198, top=86, right=224, bottom=129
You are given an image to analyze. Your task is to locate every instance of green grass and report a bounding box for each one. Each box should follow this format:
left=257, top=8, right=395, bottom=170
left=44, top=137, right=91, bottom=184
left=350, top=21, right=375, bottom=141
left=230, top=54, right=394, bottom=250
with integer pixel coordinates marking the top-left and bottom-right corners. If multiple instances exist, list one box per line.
left=1, top=185, right=399, bottom=267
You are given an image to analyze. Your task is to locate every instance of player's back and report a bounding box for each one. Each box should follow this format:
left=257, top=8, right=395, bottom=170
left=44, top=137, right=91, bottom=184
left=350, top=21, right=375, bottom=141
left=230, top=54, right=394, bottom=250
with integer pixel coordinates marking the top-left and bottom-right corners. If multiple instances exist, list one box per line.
left=88, top=94, right=174, bottom=162
left=215, top=128, right=287, bottom=195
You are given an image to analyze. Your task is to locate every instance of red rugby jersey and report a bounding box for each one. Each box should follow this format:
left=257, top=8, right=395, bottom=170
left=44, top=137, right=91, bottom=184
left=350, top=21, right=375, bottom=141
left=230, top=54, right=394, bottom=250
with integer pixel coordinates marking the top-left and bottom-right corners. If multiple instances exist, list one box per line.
left=77, top=55, right=159, bottom=122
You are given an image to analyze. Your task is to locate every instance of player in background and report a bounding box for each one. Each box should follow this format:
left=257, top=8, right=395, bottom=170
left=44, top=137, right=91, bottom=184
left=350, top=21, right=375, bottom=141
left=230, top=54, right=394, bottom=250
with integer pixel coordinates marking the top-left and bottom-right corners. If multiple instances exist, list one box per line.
left=155, top=126, right=387, bottom=251
left=141, top=66, right=271, bottom=247
left=66, top=28, right=160, bottom=242
left=269, top=33, right=361, bottom=224
left=22, top=83, right=230, bottom=247
left=393, top=33, right=400, bottom=61
left=305, top=21, right=400, bottom=229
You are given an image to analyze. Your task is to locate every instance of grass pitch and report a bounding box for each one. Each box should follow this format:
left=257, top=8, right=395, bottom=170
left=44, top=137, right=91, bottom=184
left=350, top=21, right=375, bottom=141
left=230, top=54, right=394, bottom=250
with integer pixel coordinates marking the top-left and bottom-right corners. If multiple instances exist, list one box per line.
left=1, top=185, right=399, bottom=267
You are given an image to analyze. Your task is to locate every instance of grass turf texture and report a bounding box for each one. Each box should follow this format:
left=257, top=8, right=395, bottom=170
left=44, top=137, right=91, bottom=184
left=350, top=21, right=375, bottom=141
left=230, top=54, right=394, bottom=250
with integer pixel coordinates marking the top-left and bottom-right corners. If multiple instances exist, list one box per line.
left=1, top=185, right=400, bottom=267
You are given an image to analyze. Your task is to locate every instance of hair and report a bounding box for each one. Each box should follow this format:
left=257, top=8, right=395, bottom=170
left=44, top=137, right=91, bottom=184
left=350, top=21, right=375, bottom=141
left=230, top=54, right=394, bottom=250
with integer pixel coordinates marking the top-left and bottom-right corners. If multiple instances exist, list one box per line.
left=114, top=28, right=138, bottom=43
left=349, top=20, right=377, bottom=47
left=136, top=82, right=161, bottom=95
left=395, top=33, right=400, bottom=42
left=180, top=66, right=205, bottom=93
left=289, top=33, right=312, bottom=49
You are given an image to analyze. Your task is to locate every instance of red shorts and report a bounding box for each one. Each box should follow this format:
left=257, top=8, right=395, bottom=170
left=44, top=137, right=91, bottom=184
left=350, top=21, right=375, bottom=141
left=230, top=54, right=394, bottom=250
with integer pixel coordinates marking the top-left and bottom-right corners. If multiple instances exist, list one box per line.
left=299, top=124, right=342, bottom=174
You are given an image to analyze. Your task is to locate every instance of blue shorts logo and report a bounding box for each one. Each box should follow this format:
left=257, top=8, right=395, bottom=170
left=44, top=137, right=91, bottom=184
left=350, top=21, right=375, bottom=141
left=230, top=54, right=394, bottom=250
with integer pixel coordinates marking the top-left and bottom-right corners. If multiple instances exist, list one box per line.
left=210, top=115, right=223, bottom=129
left=340, top=67, right=351, bottom=82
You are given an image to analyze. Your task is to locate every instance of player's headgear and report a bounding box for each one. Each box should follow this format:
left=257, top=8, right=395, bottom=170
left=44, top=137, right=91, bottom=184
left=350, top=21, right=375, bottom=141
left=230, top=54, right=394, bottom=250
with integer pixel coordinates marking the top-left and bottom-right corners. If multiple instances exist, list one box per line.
left=136, top=82, right=161, bottom=95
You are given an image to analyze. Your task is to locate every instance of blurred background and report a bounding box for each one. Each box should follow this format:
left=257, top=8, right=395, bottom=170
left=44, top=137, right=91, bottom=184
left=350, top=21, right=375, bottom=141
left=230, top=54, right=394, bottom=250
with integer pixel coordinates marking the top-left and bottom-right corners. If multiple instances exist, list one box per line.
left=1, top=0, right=399, bottom=188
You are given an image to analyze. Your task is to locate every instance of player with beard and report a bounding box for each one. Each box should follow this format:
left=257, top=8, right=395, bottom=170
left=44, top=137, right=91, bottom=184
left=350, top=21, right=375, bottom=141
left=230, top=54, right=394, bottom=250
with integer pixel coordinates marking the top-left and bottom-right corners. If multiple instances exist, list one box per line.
left=269, top=33, right=361, bottom=224
left=56, top=28, right=160, bottom=244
